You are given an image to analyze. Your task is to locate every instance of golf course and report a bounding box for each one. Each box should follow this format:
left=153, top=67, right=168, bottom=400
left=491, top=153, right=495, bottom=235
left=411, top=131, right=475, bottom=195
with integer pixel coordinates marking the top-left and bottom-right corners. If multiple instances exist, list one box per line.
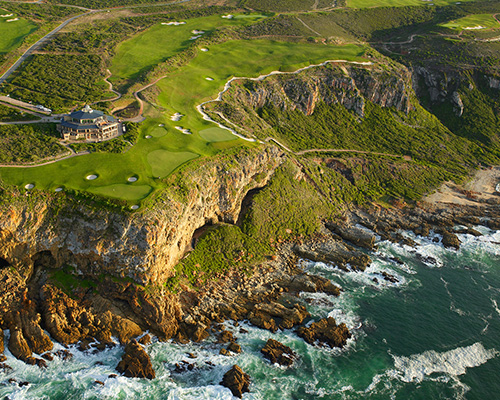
left=0, top=13, right=369, bottom=206
left=346, top=0, right=475, bottom=8
left=440, top=13, right=500, bottom=31
left=0, top=13, right=37, bottom=55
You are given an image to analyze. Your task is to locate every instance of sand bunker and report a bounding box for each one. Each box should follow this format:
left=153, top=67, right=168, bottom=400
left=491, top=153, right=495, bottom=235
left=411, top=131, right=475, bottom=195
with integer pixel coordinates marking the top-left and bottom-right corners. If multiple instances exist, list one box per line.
left=24, top=183, right=34, bottom=190
left=200, top=48, right=209, bottom=52
left=222, top=15, right=234, bottom=19
left=54, top=187, right=63, bottom=192
left=145, top=135, right=152, bottom=139
left=192, top=30, right=205, bottom=34
left=1, top=14, right=13, bottom=17
left=175, top=126, right=192, bottom=135
left=190, top=35, right=202, bottom=40
left=171, top=113, right=183, bottom=121
left=464, top=26, right=485, bottom=30
left=6, top=18, right=19, bottom=22
left=205, top=77, right=214, bottom=81
left=130, top=205, right=140, bottom=210
left=128, top=176, right=138, bottom=182
left=86, top=174, right=98, bottom=180
left=162, top=21, right=185, bottom=26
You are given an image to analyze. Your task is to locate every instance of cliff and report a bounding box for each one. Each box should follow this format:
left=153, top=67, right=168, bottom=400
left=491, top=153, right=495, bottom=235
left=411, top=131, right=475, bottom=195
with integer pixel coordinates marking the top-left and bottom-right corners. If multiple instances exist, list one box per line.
left=0, top=145, right=285, bottom=286
left=206, top=61, right=414, bottom=137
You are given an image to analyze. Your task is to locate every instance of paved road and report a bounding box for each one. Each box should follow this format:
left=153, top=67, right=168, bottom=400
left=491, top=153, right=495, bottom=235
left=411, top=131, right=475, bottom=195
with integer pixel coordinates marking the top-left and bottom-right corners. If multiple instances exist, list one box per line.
left=0, top=10, right=96, bottom=85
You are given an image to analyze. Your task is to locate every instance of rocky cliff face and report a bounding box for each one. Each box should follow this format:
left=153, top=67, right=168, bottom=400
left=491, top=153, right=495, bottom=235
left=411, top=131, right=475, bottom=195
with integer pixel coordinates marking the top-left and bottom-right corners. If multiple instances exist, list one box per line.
left=207, top=62, right=413, bottom=135
left=0, top=145, right=285, bottom=286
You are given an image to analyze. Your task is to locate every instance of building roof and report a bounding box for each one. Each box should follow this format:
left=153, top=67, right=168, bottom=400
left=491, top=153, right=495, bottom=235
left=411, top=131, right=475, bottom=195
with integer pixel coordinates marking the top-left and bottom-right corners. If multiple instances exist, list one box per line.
left=60, top=115, right=118, bottom=131
left=69, top=105, right=105, bottom=121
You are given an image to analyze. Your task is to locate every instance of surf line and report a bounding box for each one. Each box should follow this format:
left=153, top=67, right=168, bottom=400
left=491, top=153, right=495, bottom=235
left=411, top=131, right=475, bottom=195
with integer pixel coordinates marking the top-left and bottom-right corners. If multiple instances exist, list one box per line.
left=196, top=59, right=374, bottom=142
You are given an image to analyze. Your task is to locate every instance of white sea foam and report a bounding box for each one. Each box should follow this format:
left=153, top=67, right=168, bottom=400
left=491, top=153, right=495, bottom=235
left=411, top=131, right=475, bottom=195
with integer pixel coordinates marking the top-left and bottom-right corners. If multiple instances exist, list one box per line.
left=390, top=343, right=497, bottom=383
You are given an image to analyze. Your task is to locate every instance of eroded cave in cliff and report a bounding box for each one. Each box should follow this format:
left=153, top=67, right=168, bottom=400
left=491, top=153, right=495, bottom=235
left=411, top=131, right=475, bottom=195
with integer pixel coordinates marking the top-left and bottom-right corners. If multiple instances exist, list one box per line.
left=0, top=257, right=10, bottom=269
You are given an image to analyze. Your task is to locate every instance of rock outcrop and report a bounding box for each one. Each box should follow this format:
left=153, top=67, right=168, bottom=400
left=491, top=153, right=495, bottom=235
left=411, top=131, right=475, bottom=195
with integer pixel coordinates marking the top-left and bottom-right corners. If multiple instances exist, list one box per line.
left=261, top=339, right=296, bottom=367
left=221, top=365, right=250, bottom=398
left=297, top=317, right=351, bottom=349
left=116, top=340, right=155, bottom=379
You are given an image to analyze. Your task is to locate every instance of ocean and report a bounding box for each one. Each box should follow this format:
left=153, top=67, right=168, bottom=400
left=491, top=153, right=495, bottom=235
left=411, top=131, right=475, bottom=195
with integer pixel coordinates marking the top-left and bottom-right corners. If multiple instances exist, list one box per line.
left=1, top=227, right=499, bottom=399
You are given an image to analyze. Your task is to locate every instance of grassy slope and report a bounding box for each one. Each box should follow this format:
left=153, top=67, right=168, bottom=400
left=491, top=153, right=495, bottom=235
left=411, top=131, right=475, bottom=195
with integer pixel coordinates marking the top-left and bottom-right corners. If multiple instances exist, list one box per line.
left=0, top=16, right=37, bottom=54
left=440, top=13, right=500, bottom=30
left=110, top=14, right=268, bottom=82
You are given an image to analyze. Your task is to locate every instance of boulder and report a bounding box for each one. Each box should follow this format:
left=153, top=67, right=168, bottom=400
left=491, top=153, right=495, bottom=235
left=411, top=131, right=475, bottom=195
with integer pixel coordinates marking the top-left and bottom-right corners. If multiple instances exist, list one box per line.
left=261, top=339, right=296, bottom=367
left=442, top=231, right=461, bottom=250
left=297, top=317, right=351, bottom=348
left=221, top=365, right=250, bottom=398
left=248, top=302, right=309, bottom=332
left=138, top=334, right=151, bottom=345
left=218, top=330, right=234, bottom=344
left=0, top=328, right=4, bottom=354
left=116, top=340, right=155, bottom=379
left=227, top=342, right=242, bottom=354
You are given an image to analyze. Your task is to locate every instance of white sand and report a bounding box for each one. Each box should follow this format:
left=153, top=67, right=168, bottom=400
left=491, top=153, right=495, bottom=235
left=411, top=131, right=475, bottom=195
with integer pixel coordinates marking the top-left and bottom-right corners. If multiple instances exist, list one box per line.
left=86, top=174, right=98, bottom=180
left=128, top=177, right=138, bottom=182
left=24, top=183, right=34, bottom=190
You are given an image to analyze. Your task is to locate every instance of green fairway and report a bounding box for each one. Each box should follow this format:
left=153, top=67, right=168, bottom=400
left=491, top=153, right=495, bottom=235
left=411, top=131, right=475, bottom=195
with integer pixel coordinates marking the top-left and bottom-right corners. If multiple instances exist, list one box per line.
left=440, top=14, right=500, bottom=31
left=199, top=127, right=238, bottom=143
left=0, top=23, right=368, bottom=203
left=347, top=0, right=475, bottom=8
left=147, top=150, right=199, bottom=178
left=110, top=14, right=268, bottom=82
left=0, top=13, right=37, bottom=54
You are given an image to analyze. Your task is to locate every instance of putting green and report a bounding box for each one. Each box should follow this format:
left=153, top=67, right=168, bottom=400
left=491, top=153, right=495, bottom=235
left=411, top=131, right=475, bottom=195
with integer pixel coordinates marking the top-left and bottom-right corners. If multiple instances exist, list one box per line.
left=199, top=127, right=237, bottom=143
left=440, top=14, right=500, bottom=31
left=89, top=184, right=152, bottom=201
left=0, top=14, right=37, bottom=54
left=150, top=126, right=168, bottom=137
left=110, top=14, right=268, bottom=82
left=347, top=0, right=476, bottom=8
left=147, top=150, right=199, bottom=178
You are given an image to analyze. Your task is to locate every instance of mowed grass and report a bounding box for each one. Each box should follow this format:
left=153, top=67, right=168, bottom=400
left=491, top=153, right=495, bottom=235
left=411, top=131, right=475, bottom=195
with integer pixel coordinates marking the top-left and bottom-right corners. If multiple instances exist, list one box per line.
left=0, top=24, right=368, bottom=203
left=0, top=14, right=37, bottom=54
left=155, top=39, right=367, bottom=139
left=110, top=14, right=268, bottom=81
left=440, top=14, right=500, bottom=31
left=347, top=0, right=476, bottom=8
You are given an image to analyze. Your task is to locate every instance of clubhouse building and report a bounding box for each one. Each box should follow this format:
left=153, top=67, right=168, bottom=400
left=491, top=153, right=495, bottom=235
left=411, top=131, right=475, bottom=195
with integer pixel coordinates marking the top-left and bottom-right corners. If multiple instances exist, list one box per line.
left=58, top=105, right=121, bottom=142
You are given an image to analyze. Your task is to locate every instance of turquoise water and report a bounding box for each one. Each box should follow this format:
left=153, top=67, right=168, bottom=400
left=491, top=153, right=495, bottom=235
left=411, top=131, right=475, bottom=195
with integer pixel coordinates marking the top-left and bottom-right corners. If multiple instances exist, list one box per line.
left=1, top=227, right=499, bottom=399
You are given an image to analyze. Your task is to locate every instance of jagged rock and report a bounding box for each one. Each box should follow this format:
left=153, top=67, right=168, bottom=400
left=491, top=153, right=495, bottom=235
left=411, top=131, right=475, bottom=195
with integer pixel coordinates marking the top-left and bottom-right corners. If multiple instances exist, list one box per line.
left=297, top=317, right=351, bottom=348
left=0, top=362, right=12, bottom=373
left=138, top=334, right=151, bottom=345
left=325, top=223, right=376, bottom=250
left=218, top=330, right=234, bottom=344
left=284, top=273, right=340, bottom=296
left=0, top=354, right=6, bottom=362
left=54, top=349, right=73, bottom=361
left=487, top=219, right=500, bottom=230
left=261, top=339, right=296, bottom=367
left=221, top=365, right=250, bottom=398
left=248, top=302, right=309, bottom=332
left=42, top=353, right=54, bottom=361
left=8, top=329, right=32, bottom=361
left=413, top=223, right=430, bottom=237
left=219, top=348, right=229, bottom=356
left=116, top=340, right=155, bottom=379
left=0, top=327, right=4, bottom=354
left=442, top=231, right=461, bottom=250
left=294, top=238, right=371, bottom=271
left=381, top=271, right=398, bottom=284
left=227, top=342, right=242, bottom=354
left=95, top=380, right=105, bottom=386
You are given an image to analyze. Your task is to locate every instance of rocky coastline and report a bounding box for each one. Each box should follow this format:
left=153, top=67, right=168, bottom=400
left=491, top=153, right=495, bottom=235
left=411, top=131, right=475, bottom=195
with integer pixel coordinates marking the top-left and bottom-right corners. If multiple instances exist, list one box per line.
left=0, top=183, right=498, bottom=395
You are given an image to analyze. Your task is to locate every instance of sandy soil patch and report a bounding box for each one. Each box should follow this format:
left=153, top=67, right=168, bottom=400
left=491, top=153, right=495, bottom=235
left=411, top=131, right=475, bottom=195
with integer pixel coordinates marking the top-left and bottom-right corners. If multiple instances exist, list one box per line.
left=424, top=167, right=500, bottom=206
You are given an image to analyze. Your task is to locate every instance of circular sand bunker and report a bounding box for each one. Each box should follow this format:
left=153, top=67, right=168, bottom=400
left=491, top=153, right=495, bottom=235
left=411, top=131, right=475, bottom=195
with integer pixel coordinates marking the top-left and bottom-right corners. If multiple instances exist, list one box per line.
left=128, top=176, right=138, bottom=183
left=130, top=205, right=139, bottom=210
left=145, top=135, right=152, bottom=139
left=86, top=174, right=98, bottom=180
left=24, top=183, right=34, bottom=190
left=54, top=187, right=63, bottom=192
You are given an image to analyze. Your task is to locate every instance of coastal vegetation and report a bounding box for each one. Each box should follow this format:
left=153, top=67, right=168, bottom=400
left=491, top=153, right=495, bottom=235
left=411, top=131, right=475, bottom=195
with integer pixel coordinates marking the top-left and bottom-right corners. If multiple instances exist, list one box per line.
left=0, top=124, right=68, bottom=164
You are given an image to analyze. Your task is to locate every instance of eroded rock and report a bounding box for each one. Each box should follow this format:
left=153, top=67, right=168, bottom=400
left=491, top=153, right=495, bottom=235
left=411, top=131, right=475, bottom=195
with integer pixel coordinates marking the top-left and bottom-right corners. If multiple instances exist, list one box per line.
left=221, top=365, right=250, bottom=398
left=297, top=317, right=351, bottom=349
left=116, top=340, right=155, bottom=379
left=261, top=339, right=296, bottom=367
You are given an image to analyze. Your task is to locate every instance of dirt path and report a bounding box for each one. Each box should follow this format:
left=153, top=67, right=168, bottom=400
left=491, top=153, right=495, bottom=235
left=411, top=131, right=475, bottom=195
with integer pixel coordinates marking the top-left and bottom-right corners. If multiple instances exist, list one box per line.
left=91, top=69, right=122, bottom=106
left=0, top=148, right=94, bottom=169
left=296, top=16, right=322, bottom=37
